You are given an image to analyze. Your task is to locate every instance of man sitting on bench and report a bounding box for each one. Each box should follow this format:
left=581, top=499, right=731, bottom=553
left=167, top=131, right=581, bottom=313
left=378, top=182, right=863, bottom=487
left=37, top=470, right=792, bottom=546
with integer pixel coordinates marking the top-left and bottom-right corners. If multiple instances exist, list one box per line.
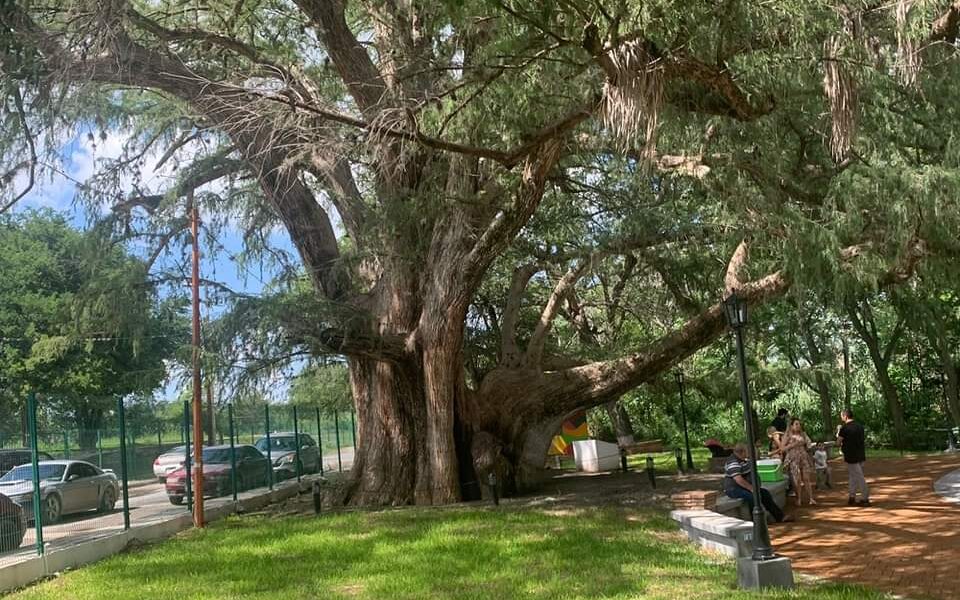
left=724, top=442, right=793, bottom=523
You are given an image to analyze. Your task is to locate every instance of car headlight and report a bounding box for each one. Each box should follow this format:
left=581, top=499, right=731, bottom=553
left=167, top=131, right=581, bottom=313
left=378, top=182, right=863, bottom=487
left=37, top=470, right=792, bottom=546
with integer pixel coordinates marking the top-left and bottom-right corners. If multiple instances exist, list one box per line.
left=275, top=454, right=295, bottom=466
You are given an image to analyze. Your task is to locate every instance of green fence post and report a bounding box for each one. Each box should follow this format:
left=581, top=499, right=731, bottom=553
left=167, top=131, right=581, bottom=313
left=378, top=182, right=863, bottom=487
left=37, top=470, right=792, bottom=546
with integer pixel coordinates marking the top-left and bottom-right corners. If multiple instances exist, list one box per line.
left=27, top=392, right=44, bottom=556
left=97, top=429, right=103, bottom=468
left=117, top=397, right=131, bottom=530
left=62, top=431, right=69, bottom=459
left=293, top=405, right=302, bottom=483
left=334, top=410, right=342, bottom=472
left=351, top=410, right=356, bottom=448
left=157, top=423, right=162, bottom=451
left=228, top=403, right=238, bottom=502
left=184, top=401, right=193, bottom=513
left=265, top=405, right=274, bottom=490
left=315, top=407, right=324, bottom=475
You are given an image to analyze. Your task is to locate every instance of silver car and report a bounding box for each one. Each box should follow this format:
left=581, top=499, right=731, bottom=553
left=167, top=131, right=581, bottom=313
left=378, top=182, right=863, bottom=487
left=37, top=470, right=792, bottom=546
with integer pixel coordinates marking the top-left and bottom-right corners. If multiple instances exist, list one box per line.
left=153, top=446, right=187, bottom=481
left=0, top=460, right=120, bottom=525
left=254, top=433, right=321, bottom=480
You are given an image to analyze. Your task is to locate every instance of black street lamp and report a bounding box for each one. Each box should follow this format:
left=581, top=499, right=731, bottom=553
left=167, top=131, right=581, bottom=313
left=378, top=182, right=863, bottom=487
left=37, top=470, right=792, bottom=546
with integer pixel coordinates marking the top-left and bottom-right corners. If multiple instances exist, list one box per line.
left=675, top=370, right=694, bottom=471
left=724, top=291, right=775, bottom=561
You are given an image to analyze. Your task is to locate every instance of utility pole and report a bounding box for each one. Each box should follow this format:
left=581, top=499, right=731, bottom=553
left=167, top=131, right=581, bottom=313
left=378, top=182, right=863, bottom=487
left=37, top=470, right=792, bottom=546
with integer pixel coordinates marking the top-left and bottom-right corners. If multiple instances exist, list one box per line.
left=190, top=191, right=204, bottom=527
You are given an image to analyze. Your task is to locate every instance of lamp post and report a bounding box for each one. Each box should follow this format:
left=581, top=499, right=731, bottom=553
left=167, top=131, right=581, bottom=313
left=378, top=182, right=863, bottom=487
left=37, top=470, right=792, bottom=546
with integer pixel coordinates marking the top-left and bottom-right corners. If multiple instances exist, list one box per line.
left=724, top=291, right=774, bottom=561
left=675, top=370, right=694, bottom=471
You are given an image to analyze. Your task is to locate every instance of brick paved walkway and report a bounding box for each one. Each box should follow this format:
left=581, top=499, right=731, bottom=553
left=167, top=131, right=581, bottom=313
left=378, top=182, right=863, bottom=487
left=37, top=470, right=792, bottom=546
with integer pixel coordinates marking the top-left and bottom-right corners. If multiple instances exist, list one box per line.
left=772, top=455, right=960, bottom=600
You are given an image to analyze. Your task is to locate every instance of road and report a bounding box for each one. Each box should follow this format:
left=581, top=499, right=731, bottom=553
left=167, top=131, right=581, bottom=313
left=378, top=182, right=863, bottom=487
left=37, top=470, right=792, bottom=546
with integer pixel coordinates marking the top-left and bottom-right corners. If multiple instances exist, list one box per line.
left=0, top=446, right=354, bottom=568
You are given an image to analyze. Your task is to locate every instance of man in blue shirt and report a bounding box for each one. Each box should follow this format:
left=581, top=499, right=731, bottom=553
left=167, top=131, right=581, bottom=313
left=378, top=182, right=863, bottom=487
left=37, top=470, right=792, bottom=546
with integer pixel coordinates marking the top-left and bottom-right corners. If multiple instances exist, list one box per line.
left=723, top=443, right=793, bottom=522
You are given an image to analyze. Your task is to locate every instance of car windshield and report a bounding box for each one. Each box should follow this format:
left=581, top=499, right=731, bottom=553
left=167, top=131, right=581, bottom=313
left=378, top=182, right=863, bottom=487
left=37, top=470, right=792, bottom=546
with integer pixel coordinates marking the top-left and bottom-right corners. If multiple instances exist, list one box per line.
left=254, top=437, right=297, bottom=452
left=164, top=446, right=187, bottom=456
left=0, top=464, right=65, bottom=483
left=202, top=449, right=235, bottom=464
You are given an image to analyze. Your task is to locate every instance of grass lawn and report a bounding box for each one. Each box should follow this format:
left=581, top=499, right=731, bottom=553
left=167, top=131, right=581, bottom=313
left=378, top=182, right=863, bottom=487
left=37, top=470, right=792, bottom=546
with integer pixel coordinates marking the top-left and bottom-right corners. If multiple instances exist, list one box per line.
left=8, top=506, right=889, bottom=600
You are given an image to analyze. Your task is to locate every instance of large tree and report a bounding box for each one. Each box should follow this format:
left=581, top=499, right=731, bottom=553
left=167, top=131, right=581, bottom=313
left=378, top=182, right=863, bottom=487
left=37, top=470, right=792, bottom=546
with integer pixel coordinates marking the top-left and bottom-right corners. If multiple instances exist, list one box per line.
left=4, top=1, right=960, bottom=504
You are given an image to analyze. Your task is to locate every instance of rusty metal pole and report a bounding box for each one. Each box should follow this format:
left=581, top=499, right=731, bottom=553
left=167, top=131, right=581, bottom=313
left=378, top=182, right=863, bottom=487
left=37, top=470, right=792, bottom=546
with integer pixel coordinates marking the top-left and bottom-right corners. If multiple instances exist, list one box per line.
left=190, top=192, right=205, bottom=527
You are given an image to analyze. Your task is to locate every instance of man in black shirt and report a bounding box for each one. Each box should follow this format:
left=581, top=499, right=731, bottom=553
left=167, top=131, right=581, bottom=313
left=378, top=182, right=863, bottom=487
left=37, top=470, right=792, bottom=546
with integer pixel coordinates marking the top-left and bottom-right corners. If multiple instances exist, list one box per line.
left=771, top=408, right=789, bottom=433
left=723, top=443, right=792, bottom=522
left=837, top=409, right=870, bottom=506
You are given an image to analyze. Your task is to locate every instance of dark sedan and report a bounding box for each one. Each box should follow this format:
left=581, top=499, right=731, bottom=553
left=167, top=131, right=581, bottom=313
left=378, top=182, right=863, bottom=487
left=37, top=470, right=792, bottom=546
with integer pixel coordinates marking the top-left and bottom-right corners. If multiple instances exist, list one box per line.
left=165, top=445, right=269, bottom=505
left=0, top=493, right=26, bottom=552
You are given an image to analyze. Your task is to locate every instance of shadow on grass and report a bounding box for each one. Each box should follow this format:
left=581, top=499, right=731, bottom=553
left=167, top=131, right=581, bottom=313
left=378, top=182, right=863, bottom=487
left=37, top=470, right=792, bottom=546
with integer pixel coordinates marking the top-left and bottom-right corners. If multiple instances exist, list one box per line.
left=11, top=507, right=892, bottom=600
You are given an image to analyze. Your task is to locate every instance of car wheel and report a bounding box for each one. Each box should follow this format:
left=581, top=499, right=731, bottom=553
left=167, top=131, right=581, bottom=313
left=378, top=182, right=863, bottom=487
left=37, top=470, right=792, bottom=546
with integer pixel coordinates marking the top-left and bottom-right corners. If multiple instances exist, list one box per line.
left=41, top=494, right=61, bottom=525
left=168, top=495, right=184, bottom=506
left=0, top=516, right=25, bottom=552
left=99, top=486, right=117, bottom=513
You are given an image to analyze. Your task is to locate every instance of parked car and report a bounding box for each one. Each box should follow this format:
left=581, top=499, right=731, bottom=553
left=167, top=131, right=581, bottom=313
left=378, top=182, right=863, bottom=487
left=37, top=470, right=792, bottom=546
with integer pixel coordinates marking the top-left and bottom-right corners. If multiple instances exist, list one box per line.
left=254, top=433, right=321, bottom=480
left=164, top=445, right=269, bottom=505
left=0, top=493, right=26, bottom=552
left=0, top=450, right=54, bottom=477
left=0, top=460, right=119, bottom=525
left=153, top=446, right=187, bottom=481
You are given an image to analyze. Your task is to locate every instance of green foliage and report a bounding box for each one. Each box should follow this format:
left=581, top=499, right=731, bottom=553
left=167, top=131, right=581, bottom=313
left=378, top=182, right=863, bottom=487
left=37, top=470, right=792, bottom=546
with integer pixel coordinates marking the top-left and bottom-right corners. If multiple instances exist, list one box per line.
left=289, top=362, right=352, bottom=412
left=0, top=210, right=185, bottom=440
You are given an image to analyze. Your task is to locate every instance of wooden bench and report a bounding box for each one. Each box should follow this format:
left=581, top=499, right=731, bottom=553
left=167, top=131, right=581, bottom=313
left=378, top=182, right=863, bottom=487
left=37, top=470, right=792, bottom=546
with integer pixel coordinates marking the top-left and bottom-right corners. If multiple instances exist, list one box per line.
left=670, top=509, right=754, bottom=558
left=621, top=439, right=664, bottom=455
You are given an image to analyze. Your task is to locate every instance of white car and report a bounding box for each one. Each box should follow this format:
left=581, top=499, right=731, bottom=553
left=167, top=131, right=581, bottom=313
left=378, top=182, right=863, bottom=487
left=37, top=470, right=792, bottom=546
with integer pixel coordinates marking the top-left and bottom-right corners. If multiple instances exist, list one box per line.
left=153, top=446, right=187, bottom=481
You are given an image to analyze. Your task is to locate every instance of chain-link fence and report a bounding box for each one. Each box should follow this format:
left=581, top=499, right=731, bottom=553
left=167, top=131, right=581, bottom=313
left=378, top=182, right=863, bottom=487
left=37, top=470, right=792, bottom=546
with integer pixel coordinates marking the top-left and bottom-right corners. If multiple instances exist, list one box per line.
left=0, top=394, right=355, bottom=568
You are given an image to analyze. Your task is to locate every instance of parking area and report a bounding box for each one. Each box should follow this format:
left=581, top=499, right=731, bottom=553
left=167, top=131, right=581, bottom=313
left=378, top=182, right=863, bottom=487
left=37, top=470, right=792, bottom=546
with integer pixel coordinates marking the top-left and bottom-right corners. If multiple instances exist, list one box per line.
left=0, top=445, right=354, bottom=569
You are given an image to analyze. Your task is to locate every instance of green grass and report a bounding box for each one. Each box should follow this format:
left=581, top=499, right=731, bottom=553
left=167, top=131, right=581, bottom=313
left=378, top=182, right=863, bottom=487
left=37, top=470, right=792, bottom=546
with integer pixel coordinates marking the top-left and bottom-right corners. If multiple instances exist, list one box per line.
left=7, top=506, right=889, bottom=600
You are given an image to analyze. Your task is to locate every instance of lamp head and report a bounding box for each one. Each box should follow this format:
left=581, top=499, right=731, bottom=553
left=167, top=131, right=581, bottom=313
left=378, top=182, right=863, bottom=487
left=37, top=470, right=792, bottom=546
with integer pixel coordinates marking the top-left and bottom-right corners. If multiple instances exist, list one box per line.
left=723, top=291, right=748, bottom=328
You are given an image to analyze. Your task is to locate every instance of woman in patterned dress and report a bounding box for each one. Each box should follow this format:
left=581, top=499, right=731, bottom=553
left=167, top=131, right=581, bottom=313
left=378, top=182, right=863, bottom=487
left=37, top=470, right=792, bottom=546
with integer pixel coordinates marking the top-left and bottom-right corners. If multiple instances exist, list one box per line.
left=781, top=418, right=816, bottom=506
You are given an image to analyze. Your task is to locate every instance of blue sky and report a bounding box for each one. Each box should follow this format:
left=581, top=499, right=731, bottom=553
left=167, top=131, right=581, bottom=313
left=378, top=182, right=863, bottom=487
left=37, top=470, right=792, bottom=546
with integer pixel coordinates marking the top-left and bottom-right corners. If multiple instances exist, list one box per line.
left=15, top=131, right=303, bottom=401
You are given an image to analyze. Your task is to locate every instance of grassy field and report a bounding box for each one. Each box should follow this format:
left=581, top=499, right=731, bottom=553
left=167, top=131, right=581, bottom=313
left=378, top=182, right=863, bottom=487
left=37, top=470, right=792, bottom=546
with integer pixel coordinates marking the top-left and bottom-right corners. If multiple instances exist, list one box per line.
left=7, top=506, right=889, bottom=600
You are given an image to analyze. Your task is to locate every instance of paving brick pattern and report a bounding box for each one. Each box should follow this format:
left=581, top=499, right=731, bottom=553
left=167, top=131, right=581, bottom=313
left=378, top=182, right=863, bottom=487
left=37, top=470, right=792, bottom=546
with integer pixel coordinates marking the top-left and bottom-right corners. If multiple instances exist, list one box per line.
left=772, top=455, right=960, bottom=600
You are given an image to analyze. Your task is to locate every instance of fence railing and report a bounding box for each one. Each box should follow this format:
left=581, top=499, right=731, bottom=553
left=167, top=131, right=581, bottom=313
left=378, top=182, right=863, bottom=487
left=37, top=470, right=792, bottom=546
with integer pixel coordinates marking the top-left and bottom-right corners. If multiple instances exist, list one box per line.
left=0, top=395, right=354, bottom=566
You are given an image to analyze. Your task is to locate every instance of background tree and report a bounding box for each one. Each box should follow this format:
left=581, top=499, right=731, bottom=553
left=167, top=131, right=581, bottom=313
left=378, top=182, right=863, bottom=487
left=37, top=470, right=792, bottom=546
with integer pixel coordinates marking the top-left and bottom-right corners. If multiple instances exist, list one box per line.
left=0, top=210, right=184, bottom=447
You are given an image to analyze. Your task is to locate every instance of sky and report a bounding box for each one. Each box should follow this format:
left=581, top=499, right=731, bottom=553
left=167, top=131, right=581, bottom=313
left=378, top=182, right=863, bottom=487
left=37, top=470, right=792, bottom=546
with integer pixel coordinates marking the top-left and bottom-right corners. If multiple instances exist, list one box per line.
left=14, top=129, right=304, bottom=402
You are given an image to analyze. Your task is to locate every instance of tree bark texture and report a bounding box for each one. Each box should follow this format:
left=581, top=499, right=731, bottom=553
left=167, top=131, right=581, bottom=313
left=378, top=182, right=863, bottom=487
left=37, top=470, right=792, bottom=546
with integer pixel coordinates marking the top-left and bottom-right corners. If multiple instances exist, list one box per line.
left=604, top=399, right=636, bottom=446
left=849, top=302, right=908, bottom=448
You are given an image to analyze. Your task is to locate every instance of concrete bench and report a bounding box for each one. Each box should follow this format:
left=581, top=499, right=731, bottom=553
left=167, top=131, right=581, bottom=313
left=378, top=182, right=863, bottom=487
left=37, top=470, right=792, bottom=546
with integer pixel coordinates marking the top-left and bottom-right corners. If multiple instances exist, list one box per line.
left=714, top=480, right=788, bottom=521
left=670, top=509, right=754, bottom=558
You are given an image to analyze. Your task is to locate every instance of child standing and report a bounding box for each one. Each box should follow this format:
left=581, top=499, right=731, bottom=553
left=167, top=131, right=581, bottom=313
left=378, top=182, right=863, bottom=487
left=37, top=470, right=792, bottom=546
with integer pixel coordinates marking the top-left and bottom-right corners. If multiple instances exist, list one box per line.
left=814, top=442, right=832, bottom=489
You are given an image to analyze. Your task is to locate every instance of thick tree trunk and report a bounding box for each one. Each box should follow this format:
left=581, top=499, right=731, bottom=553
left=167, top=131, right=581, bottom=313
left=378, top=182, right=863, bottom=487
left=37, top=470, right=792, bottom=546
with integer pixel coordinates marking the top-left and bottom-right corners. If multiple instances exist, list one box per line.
left=75, top=405, right=104, bottom=450
left=604, top=399, right=635, bottom=446
left=923, top=321, right=960, bottom=427
left=800, top=319, right=832, bottom=438
left=876, top=367, right=908, bottom=449
left=946, top=361, right=960, bottom=427
left=814, top=372, right=833, bottom=440
left=935, top=346, right=960, bottom=427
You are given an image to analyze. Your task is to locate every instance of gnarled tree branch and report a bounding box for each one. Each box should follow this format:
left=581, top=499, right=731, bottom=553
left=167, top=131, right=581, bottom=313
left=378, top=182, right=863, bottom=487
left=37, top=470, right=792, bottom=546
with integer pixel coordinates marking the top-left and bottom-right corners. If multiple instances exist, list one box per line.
left=526, top=260, right=591, bottom=367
